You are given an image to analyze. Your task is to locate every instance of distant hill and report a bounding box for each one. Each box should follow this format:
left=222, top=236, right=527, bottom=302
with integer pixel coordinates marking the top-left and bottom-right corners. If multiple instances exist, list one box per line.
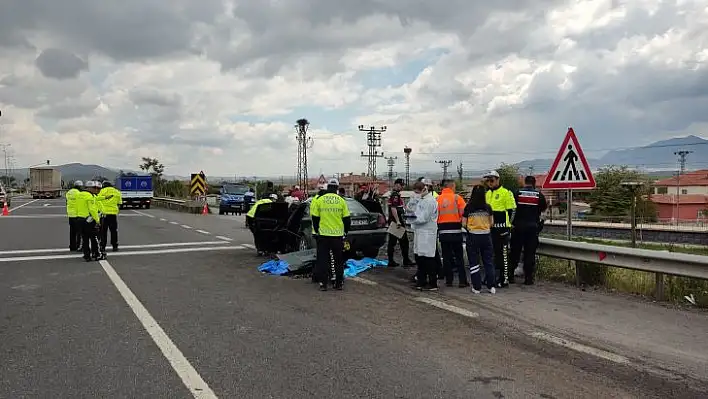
left=513, top=135, right=708, bottom=173
left=11, top=163, right=127, bottom=182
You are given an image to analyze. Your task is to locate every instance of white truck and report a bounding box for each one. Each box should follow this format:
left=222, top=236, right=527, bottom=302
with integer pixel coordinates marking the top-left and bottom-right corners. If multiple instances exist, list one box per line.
left=30, top=167, right=62, bottom=199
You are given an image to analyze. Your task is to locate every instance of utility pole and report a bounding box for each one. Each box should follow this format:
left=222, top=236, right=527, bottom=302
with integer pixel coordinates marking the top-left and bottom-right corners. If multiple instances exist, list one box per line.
left=436, top=159, right=452, bottom=181
left=674, top=150, right=692, bottom=225
left=385, top=156, right=397, bottom=187
left=359, top=125, right=386, bottom=181
left=456, top=161, right=463, bottom=185
left=0, top=144, right=10, bottom=188
left=621, top=182, right=644, bottom=248
left=295, top=119, right=314, bottom=195
left=403, top=146, right=412, bottom=188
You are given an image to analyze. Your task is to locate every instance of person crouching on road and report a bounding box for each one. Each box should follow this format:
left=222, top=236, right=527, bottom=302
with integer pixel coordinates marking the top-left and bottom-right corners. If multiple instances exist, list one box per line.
left=310, top=178, right=350, bottom=291
left=409, top=180, right=439, bottom=291
left=77, top=181, right=101, bottom=261
left=97, top=181, right=122, bottom=252
left=65, top=180, right=84, bottom=252
left=246, top=194, right=277, bottom=256
left=463, top=185, right=496, bottom=294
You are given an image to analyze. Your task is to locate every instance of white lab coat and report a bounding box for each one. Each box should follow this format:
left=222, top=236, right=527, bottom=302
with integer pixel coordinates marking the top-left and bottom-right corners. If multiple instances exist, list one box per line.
left=411, top=192, right=438, bottom=257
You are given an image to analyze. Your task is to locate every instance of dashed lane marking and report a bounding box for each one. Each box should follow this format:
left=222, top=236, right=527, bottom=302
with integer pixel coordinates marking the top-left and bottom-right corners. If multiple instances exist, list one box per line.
left=0, top=214, right=144, bottom=219
left=529, top=331, right=631, bottom=365
left=350, top=277, right=378, bottom=286
left=159, top=218, right=167, bottom=221
left=99, top=259, right=218, bottom=399
left=170, top=221, right=179, bottom=225
left=415, top=297, right=479, bottom=318
left=132, top=210, right=155, bottom=218
left=7, top=198, right=41, bottom=213
left=243, top=244, right=255, bottom=249
left=0, top=241, right=230, bottom=256
left=195, top=229, right=210, bottom=235
left=0, top=245, right=245, bottom=262
left=181, top=225, right=192, bottom=229
left=215, top=236, right=232, bottom=241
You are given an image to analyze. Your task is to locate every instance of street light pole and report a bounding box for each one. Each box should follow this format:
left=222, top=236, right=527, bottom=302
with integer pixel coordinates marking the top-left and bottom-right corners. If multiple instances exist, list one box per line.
left=621, top=181, right=644, bottom=248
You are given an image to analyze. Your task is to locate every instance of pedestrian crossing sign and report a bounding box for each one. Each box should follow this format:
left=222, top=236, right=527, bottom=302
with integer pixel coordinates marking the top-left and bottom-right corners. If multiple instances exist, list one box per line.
left=543, top=127, right=596, bottom=190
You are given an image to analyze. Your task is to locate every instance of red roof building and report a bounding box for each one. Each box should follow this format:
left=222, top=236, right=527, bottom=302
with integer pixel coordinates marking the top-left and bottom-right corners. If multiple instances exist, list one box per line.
left=650, top=194, right=708, bottom=221
left=653, top=170, right=708, bottom=195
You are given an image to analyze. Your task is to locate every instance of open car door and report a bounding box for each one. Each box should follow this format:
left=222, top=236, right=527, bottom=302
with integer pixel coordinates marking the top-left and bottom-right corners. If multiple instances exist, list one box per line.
left=356, top=199, right=384, bottom=215
left=253, top=202, right=292, bottom=254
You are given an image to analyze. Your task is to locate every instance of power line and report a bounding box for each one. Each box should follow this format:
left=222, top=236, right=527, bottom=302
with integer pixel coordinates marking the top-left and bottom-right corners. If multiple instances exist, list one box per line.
left=295, top=119, right=314, bottom=194
left=403, top=146, right=412, bottom=187
left=435, top=159, right=452, bottom=181
left=359, top=125, right=386, bottom=181
left=674, top=150, right=692, bottom=226
left=386, top=156, right=397, bottom=187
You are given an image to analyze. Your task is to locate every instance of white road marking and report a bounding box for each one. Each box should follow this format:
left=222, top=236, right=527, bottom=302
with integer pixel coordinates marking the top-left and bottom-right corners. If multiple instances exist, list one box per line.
left=529, top=331, right=631, bottom=365
left=0, top=214, right=143, bottom=219
left=243, top=244, right=255, bottom=249
left=0, top=246, right=245, bottom=262
left=170, top=221, right=179, bottom=225
left=160, top=218, right=167, bottom=221
left=215, top=236, right=232, bottom=241
left=415, top=297, right=479, bottom=318
left=99, top=259, right=218, bottom=399
left=43, top=203, right=51, bottom=207
left=181, top=225, right=192, bottom=229
left=0, top=241, right=231, bottom=256
left=195, top=229, right=210, bottom=235
left=132, top=210, right=155, bottom=218
left=7, top=198, right=41, bottom=213
left=349, top=277, right=377, bottom=285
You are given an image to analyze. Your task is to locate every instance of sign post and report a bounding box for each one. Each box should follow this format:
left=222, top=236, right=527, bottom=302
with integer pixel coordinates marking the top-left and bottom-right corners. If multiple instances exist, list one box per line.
left=543, top=127, right=596, bottom=286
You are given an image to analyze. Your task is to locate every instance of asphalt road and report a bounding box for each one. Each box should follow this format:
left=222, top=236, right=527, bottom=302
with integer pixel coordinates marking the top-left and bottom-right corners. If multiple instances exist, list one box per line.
left=1, top=196, right=706, bottom=399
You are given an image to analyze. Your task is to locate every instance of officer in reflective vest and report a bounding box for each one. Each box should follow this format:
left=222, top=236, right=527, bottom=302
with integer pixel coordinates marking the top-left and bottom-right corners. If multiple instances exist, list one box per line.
left=77, top=181, right=101, bottom=261
left=510, top=175, right=547, bottom=285
left=484, top=170, right=516, bottom=287
left=65, top=180, right=83, bottom=252
left=437, top=179, right=468, bottom=287
left=310, top=178, right=350, bottom=291
left=97, top=181, right=122, bottom=252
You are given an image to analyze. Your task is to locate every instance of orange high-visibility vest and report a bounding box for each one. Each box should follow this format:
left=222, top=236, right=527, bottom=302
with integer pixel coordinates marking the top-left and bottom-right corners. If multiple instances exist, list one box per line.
left=436, top=188, right=465, bottom=224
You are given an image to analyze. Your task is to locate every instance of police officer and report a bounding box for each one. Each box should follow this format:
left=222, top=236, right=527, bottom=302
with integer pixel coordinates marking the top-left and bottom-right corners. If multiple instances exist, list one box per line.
left=484, top=170, right=517, bottom=287
left=310, top=178, right=350, bottom=291
left=97, top=181, right=122, bottom=252
left=246, top=193, right=277, bottom=255
left=77, top=181, right=101, bottom=261
left=66, top=180, right=83, bottom=252
left=509, top=176, right=547, bottom=285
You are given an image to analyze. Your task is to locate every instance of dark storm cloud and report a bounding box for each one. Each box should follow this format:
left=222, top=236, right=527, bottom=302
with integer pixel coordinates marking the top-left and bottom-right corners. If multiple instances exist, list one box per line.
left=35, top=48, right=88, bottom=80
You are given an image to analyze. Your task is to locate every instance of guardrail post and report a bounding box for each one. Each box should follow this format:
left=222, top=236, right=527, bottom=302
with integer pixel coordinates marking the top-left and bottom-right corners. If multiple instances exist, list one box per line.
left=654, top=272, right=665, bottom=301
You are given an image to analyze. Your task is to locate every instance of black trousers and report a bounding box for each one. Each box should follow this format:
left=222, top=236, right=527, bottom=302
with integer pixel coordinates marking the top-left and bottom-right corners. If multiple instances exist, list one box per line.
left=100, top=214, right=118, bottom=250
left=440, top=233, right=467, bottom=285
left=315, top=236, right=344, bottom=286
left=509, top=226, right=540, bottom=283
left=491, top=229, right=511, bottom=286
left=415, top=256, right=438, bottom=288
left=81, top=220, right=99, bottom=260
left=69, top=217, right=82, bottom=251
left=387, top=230, right=411, bottom=264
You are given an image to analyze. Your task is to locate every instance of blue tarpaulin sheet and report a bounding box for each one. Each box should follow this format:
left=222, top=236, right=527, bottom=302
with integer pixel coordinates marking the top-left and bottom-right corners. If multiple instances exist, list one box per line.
left=258, top=257, right=388, bottom=277
left=258, top=260, right=290, bottom=275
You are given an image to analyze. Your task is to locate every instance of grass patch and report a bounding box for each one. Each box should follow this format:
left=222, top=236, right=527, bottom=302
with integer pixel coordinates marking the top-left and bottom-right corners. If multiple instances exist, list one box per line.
left=538, top=235, right=708, bottom=307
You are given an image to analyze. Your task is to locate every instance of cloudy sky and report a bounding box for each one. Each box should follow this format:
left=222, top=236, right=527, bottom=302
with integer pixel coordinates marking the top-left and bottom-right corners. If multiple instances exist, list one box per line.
left=0, top=0, right=707, bottom=178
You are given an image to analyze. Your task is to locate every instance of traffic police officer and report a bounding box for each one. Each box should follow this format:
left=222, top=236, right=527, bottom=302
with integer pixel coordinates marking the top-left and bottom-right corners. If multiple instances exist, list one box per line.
left=77, top=181, right=101, bottom=261
left=310, top=178, right=350, bottom=291
left=66, top=180, right=83, bottom=252
left=484, top=170, right=516, bottom=287
left=97, top=181, right=122, bottom=252
left=246, top=193, right=277, bottom=255
left=509, top=176, right=547, bottom=285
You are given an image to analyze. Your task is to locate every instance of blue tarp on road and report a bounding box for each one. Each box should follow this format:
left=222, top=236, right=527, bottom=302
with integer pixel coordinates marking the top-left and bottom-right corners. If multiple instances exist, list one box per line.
left=258, top=257, right=388, bottom=277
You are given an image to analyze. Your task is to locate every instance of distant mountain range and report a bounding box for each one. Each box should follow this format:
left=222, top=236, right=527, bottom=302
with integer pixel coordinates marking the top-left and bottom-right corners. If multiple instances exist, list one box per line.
left=4, top=135, right=705, bottom=184
left=514, top=135, right=708, bottom=174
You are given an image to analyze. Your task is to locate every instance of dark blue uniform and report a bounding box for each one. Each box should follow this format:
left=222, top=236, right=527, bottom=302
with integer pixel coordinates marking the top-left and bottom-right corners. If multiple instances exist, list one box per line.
left=509, top=186, right=547, bottom=284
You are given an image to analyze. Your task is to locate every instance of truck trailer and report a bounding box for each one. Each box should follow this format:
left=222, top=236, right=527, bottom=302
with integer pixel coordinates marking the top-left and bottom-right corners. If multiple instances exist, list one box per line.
left=30, top=167, right=62, bottom=199
left=116, top=174, right=153, bottom=209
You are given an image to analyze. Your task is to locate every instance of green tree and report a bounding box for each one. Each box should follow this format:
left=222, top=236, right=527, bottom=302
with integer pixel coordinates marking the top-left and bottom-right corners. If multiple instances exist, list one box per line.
left=588, top=166, right=657, bottom=222
left=497, top=163, right=521, bottom=193
left=139, top=157, right=166, bottom=195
